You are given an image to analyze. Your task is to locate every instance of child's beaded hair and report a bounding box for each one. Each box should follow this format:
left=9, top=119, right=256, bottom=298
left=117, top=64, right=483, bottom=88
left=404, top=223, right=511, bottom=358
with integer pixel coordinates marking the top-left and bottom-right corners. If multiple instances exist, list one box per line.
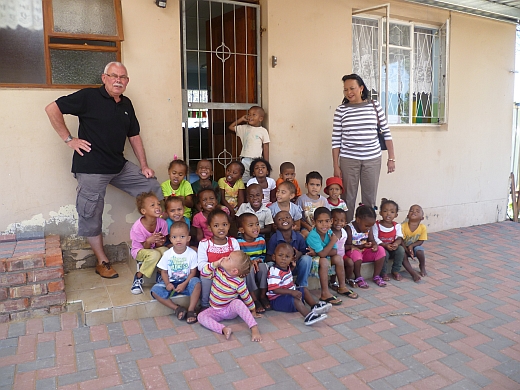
left=135, top=191, right=159, bottom=213
left=355, top=204, right=377, bottom=220
left=250, top=157, right=272, bottom=177
left=380, top=198, right=399, bottom=212
left=228, top=160, right=246, bottom=176
left=207, top=209, right=229, bottom=225
left=233, top=250, right=253, bottom=277
left=278, top=180, right=296, bottom=194
left=237, top=212, right=257, bottom=228
left=279, top=161, right=295, bottom=174
left=164, top=195, right=184, bottom=208
left=306, top=171, right=323, bottom=184
left=168, top=158, right=188, bottom=172
left=331, top=208, right=347, bottom=219
left=313, top=206, right=331, bottom=221
left=169, top=221, right=189, bottom=234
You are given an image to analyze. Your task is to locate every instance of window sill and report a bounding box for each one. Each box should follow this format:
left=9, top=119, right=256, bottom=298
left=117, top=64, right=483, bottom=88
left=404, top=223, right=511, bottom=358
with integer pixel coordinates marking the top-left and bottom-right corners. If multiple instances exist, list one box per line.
left=389, top=123, right=448, bottom=132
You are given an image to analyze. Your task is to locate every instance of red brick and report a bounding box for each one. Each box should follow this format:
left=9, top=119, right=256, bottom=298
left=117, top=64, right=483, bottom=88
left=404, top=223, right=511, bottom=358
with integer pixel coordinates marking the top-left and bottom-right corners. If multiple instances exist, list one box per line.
left=61, top=312, right=78, bottom=330
left=90, top=325, right=109, bottom=342
left=12, top=371, right=36, bottom=390
left=0, top=287, right=7, bottom=301
left=95, top=356, right=119, bottom=378
left=45, top=254, right=63, bottom=267
left=286, top=365, right=322, bottom=388
left=183, top=363, right=224, bottom=381
left=0, top=298, right=29, bottom=312
left=0, top=314, right=9, bottom=323
left=48, top=280, right=65, bottom=293
left=141, top=366, right=169, bottom=389
left=49, top=305, right=64, bottom=315
left=45, top=235, right=60, bottom=245
left=137, top=353, right=174, bottom=369
left=122, top=320, right=142, bottom=335
left=36, top=364, right=75, bottom=379
left=10, top=311, right=34, bottom=321
left=0, top=234, right=16, bottom=242
left=0, top=259, right=5, bottom=273
left=45, top=247, right=62, bottom=257
left=30, top=292, right=66, bottom=309
left=27, top=267, right=64, bottom=283
left=10, top=284, right=47, bottom=298
left=79, top=374, right=121, bottom=390
left=94, top=345, right=131, bottom=358
left=232, top=373, right=275, bottom=390
left=0, top=272, right=26, bottom=287
left=5, top=256, right=45, bottom=272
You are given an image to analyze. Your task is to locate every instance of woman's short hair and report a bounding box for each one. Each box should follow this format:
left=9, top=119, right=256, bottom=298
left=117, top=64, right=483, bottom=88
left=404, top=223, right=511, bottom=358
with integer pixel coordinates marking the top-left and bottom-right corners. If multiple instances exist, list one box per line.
left=342, top=74, right=369, bottom=104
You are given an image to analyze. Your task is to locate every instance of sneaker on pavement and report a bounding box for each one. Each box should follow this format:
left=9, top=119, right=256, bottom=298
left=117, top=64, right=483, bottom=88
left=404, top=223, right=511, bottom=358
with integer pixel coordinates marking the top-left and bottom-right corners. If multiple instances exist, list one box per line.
left=304, top=312, right=328, bottom=326
left=131, top=274, right=144, bottom=295
left=312, top=301, right=332, bottom=315
left=95, top=261, right=119, bottom=279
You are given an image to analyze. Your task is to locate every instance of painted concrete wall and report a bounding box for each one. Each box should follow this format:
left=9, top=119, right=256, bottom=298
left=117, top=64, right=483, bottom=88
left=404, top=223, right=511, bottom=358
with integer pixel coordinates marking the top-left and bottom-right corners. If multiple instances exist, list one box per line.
left=0, top=0, right=515, bottom=257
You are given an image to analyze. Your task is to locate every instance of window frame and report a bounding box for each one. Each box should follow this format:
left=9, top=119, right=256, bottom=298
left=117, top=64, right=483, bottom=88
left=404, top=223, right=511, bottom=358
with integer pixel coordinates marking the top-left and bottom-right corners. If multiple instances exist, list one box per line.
left=352, top=15, right=449, bottom=126
left=0, top=0, right=123, bottom=89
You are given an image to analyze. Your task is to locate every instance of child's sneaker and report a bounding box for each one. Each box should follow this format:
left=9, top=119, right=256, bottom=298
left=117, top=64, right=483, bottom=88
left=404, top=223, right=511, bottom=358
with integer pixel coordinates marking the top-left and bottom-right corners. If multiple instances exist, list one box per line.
left=131, top=274, right=143, bottom=295
left=304, top=311, right=328, bottom=326
left=312, top=302, right=332, bottom=315
left=155, top=270, right=163, bottom=284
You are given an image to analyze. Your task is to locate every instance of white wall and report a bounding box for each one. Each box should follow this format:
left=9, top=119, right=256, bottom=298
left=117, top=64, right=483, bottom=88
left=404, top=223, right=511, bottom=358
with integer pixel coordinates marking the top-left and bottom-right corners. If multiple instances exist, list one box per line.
left=0, top=0, right=515, bottom=254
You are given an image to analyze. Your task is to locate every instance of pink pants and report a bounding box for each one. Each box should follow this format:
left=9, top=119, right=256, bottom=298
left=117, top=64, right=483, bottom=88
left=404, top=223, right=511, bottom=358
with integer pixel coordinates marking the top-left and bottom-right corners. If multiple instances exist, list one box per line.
left=346, top=246, right=386, bottom=262
left=198, top=299, right=257, bottom=334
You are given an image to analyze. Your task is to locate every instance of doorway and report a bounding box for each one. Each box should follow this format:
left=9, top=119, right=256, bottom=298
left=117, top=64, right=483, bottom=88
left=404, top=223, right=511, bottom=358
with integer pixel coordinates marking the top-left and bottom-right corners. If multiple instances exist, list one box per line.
left=181, top=0, right=261, bottom=180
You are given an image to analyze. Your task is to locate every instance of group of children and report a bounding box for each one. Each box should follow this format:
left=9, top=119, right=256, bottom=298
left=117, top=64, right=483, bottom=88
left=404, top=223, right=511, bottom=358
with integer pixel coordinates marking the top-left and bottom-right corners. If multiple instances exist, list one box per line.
left=129, top=105, right=428, bottom=342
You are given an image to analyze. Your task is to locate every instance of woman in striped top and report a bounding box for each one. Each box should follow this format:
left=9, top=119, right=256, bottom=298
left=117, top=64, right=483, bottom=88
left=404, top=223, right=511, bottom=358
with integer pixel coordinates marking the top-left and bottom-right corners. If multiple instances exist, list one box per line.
left=331, top=74, right=396, bottom=222
left=197, top=251, right=263, bottom=342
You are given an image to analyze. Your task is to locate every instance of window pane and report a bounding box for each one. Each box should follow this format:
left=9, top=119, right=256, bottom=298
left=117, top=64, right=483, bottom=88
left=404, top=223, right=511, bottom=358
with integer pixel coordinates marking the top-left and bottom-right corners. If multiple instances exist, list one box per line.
left=0, top=0, right=45, bottom=83
left=385, top=22, right=411, bottom=48
left=352, top=17, right=379, bottom=100
left=414, top=27, right=436, bottom=123
left=52, top=0, right=117, bottom=36
left=382, top=48, right=410, bottom=124
left=50, top=50, right=116, bottom=84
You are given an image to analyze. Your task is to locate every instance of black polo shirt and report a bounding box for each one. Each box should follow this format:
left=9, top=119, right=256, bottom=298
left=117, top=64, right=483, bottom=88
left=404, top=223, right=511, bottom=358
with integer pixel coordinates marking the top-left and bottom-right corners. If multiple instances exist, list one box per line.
left=56, top=86, right=140, bottom=174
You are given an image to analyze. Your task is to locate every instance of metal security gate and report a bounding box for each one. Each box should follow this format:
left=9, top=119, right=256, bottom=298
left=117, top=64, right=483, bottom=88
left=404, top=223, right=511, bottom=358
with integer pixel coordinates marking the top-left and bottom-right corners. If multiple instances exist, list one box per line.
left=181, top=0, right=261, bottom=180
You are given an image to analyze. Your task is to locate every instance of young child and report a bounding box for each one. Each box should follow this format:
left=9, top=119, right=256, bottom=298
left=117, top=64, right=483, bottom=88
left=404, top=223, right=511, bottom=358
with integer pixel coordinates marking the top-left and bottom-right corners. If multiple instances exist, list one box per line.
left=236, top=213, right=269, bottom=313
left=161, top=159, right=194, bottom=219
left=402, top=204, right=428, bottom=277
left=130, top=192, right=168, bottom=295
left=151, top=222, right=201, bottom=324
left=345, top=205, right=387, bottom=288
left=330, top=209, right=358, bottom=299
left=266, top=211, right=312, bottom=288
left=297, top=171, right=330, bottom=238
left=198, top=251, right=262, bottom=342
left=247, top=158, right=276, bottom=206
left=197, top=209, right=240, bottom=309
left=236, top=184, right=274, bottom=235
left=164, top=196, right=191, bottom=231
left=373, top=198, right=420, bottom=282
left=268, top=181, right=302, bottom=231
left=306, top=207, right=348, bottom=305
left=228, top=106, right=270, bottom=183
left=192, top=188, right=229, bottom=242
left=275, top=162, right=302, bottom=200
left=191, top=159, right=221, bottom=203
left=324, top=177, right=348, bottom=212
left=267, top=243, right=331, bottom=325
left=218, top=161, right=246, bottom=217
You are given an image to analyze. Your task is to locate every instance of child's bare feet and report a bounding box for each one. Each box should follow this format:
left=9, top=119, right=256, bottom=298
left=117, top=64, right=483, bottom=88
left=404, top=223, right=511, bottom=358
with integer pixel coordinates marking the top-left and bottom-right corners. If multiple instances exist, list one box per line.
left=391, top=272, right=402, bottom=281
left=251, top=326, right=262, bottom=342
left=222, top=327, right=233, bottom=340
left=419, top=267, right=427, bottom=277
left=412, top=271, right=421, bottom=282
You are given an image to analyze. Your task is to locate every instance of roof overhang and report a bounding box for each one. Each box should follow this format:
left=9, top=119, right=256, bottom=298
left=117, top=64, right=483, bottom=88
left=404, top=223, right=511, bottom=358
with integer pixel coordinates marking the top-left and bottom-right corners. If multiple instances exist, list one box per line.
left=403, top=0, right=520, bottom=23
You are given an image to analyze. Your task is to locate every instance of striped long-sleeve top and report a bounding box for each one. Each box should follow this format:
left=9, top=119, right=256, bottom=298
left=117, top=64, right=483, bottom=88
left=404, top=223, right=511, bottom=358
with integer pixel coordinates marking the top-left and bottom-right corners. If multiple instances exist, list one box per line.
left=201, top=262, right=255, bottom=310
left=331, top=100, right=391, bottom=160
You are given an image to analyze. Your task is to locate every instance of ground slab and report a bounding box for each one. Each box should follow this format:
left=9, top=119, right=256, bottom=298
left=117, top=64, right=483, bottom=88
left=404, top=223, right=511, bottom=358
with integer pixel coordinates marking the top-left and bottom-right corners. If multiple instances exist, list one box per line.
left=1, top=221, right=519, bottom=389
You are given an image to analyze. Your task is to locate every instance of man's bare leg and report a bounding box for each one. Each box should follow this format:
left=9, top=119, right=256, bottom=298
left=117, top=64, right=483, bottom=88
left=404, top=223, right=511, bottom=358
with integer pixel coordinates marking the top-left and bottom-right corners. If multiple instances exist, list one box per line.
left=89, top=235, right=119, bottom=278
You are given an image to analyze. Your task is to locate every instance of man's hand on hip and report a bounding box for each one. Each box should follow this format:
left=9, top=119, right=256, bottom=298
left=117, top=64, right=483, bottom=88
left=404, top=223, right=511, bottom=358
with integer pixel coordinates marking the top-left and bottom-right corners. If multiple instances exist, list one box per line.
left=141, top=167, right=155, bottom=178
left=68, top=138, right=91, bottom=156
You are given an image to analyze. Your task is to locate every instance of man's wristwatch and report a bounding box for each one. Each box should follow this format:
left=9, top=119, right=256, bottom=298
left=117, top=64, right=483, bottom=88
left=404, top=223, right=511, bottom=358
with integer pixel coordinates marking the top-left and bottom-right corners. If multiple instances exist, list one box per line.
left=64, top=135, right=74, bottom=143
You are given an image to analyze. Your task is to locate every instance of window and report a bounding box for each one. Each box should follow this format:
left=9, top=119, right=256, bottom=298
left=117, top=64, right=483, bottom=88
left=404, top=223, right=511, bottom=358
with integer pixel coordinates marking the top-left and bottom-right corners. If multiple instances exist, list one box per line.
left=0, top=0, right=123, bottom=87
left=353, top=16, right=449, bottom=124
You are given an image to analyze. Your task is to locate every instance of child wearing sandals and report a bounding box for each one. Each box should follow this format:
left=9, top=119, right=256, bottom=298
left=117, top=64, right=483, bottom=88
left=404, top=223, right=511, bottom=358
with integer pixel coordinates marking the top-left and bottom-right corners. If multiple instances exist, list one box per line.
left=306, top=207, right=348, bottom=306
left=198, top=251, right=262, bottom=342
left=345, top=205, right=387, bottom=288
left=330, top=209, right=358, bottom=299
left=130, top=192, right=168, bottom=295
left=373, top=199, right=420, bottom=282
left=402, top=204, right=428, bottom=277
left=236, top=213, right=270, bottom=314
left=151, top=222, right=200, bottom=324
left=197, top=209, right=240, bottom=310
left=267, top=243, right=331, bottom=325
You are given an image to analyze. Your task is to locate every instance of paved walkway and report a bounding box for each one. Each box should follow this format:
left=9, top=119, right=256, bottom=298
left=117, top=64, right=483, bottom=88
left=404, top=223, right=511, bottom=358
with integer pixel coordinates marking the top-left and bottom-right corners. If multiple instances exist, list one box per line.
left=1, top=222, right=519, bottom=390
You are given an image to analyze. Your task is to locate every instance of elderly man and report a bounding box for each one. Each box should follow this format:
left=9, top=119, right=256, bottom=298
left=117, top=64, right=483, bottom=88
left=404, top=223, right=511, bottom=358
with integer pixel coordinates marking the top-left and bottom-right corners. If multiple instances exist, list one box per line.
left=45, top=62, right=162, bottom=279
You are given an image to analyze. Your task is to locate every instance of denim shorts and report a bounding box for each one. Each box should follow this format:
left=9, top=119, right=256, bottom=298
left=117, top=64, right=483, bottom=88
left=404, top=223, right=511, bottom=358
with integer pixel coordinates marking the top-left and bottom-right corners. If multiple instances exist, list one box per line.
left=270, top=287, right=305, bottom=313
left=412, top=246, right=425, bottom=256
left=150, top=277, right=200, bottom=299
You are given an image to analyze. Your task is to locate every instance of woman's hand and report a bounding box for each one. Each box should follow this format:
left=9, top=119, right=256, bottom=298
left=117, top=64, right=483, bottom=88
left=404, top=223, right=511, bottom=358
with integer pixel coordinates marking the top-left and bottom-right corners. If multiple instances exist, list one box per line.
left=333, top=165, right=342, bottom=178
left=387, top=159, right=395, bottom=174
